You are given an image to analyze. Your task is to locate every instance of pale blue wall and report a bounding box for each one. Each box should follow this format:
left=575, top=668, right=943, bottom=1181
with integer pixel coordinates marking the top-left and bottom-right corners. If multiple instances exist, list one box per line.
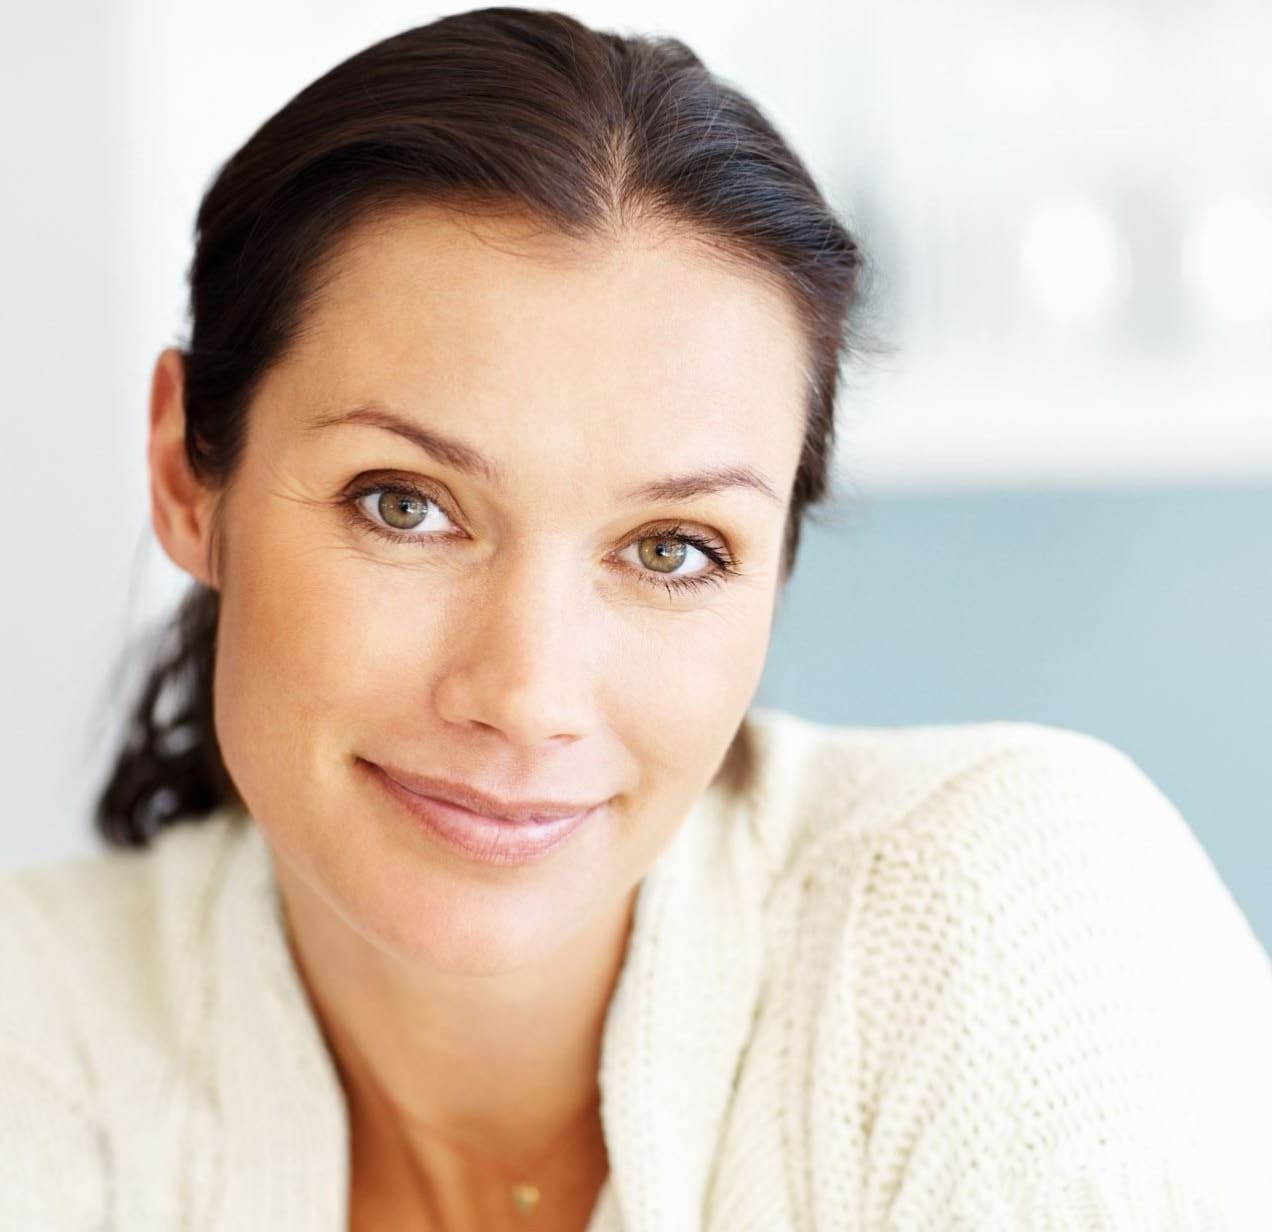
left=757, top=482, right=1271, bottom=955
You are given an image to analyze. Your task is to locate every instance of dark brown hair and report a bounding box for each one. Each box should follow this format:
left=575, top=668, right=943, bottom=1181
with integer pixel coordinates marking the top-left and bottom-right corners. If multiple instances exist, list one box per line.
left=95, top=5, right=872, bottom=847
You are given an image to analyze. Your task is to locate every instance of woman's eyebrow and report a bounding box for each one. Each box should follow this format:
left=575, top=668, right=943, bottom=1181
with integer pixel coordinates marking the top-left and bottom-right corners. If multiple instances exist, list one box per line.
left=304, top=404, right=503, bottom=486
left=303, top=403, right=782, bottom=504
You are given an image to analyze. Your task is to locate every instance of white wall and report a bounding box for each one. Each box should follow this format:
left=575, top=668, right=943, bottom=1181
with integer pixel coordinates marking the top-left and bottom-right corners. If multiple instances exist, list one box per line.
left=1, top=2, right=136, bottom=865
left=4, top=0, right=1270, bottom=866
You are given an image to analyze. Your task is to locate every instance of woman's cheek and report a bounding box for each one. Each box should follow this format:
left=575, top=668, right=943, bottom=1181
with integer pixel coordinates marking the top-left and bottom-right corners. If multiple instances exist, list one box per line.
left=620, top=601, right=768, bottom=745
left=271, top=554, right=450, bottom=717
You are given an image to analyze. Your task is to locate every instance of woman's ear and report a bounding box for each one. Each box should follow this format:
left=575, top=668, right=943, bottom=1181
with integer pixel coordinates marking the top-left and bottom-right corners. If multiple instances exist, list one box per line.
left=147, top=347, right=220, bottom=589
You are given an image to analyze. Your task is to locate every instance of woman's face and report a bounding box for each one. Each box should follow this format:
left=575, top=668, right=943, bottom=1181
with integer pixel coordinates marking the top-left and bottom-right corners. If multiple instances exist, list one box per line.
left=203, top=205, right=809, bottom=975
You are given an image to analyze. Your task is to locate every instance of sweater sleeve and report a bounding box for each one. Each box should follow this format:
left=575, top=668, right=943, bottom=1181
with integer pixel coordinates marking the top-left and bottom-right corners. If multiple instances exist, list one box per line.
left=0, top=874, right=109, bottom=1229
left=837, top=730, right=1272, bottom=1231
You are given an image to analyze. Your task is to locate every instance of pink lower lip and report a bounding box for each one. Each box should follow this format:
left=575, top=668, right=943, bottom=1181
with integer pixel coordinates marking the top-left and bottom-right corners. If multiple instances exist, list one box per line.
left=364, top=761, right=602, bottom=866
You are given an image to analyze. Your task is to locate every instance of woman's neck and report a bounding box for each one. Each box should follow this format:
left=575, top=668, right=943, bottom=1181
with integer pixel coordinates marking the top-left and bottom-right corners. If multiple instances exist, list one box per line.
left=268, top=852, right=635, bottom=1221
left=347, top=1081, right=611, bottom=1232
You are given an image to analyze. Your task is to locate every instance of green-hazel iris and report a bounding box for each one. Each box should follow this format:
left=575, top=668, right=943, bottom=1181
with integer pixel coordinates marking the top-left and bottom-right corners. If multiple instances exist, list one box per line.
left=638, top=537, right=687, bottom=573
left=380, top=491, right=429, bottom=530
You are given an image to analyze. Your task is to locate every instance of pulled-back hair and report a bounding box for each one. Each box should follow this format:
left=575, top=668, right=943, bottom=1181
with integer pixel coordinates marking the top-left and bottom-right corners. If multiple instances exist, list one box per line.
left=95, top=5, right=871, bottom=847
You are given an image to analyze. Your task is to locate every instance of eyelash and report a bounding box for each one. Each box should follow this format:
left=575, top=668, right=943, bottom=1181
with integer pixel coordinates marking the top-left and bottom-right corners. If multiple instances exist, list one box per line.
left=339, top=478, right=741, bottom=598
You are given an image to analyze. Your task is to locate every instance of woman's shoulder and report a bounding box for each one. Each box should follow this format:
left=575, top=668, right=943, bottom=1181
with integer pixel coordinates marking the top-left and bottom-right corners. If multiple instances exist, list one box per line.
left=0, top=810, right=252, bottom=1213
left=2, top=810, right=248, bottom=1009
left=734, top=707, right=1272, bottom=1225
left=737, top=701, right=1180, bottom=874
left=0, top=809, right=353, bottom=1226
left=1, top=808, right=249, bottom=1053
left=740, top=704, right=1272, bottom=1075
left=737, top=704, right=1236, bottom=900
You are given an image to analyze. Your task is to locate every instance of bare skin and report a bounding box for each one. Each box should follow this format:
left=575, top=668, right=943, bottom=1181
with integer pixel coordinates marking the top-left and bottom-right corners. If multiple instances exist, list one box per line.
left=147, top=203, right=808, bottom=1228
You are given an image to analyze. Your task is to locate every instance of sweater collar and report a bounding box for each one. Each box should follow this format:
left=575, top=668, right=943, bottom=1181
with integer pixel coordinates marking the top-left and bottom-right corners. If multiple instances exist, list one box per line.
left=596, top=763, right=769, bottom=1230
left=215, top=813, right=351, bottom=1231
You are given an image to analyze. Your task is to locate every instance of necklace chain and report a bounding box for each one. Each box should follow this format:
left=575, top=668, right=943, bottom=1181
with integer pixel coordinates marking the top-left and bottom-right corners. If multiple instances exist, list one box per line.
left=379, top=1087, right=604, bottom=1219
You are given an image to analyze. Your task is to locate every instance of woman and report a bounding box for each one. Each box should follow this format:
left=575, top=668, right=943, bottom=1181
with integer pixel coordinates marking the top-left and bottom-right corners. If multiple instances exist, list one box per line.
left=4, top=7, right=1271, bottom=1230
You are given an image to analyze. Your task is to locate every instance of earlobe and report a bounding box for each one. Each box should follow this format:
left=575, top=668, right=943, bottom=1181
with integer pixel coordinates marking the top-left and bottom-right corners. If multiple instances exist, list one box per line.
left=147, top=347, right=219, bottom=590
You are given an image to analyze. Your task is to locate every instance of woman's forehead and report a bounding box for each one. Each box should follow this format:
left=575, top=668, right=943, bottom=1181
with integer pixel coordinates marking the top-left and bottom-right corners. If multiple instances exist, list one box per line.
left=246, top=205, right=811, bottom=492
left=290, top=204, right=809, bottom=398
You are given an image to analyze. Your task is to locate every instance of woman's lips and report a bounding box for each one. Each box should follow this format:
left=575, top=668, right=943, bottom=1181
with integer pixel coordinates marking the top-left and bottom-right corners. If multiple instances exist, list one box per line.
left=369, top=761, right=605, bottom=823
left=363, top=760, right=604, bottom=866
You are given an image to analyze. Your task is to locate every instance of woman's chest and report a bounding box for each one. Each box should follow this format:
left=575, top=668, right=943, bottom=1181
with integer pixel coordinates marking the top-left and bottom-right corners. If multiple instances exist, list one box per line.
left=346, top=1144, right=612, bottom=1232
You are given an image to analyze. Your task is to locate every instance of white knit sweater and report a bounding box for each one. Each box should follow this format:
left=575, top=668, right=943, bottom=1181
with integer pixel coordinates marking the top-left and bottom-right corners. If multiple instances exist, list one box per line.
left=3, top=707, right=1271, bottom=1230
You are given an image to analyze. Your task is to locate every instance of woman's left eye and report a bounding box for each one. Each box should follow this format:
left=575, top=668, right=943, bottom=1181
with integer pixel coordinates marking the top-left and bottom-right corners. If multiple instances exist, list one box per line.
left=613, top=529, right=735, bottom=595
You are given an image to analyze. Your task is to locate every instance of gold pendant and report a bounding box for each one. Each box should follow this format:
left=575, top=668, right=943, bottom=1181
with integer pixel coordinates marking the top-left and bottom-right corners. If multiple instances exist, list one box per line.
left=510, top=1183, right=541, bottom=1217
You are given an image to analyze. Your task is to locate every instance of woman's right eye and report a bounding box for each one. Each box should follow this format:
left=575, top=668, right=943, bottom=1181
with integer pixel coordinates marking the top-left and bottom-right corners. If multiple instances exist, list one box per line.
left=353, top=486, right=455, bottom=540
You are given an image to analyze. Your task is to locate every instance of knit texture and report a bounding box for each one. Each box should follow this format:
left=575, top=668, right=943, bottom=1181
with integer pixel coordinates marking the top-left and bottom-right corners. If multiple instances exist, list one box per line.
left=3, top=706, right=1271, bottom=1230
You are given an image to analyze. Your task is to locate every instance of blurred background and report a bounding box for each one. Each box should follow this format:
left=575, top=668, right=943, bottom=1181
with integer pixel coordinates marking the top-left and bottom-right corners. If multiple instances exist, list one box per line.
left=2, top=2, right=1268, bottom=950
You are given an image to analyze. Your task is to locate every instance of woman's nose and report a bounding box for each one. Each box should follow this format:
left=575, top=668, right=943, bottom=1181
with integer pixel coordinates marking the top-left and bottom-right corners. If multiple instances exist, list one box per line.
left=432, top=549, right=597, bottom=748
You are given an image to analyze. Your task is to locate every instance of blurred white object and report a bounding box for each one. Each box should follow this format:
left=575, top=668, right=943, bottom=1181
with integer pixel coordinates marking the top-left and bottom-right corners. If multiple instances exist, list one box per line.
left=1182, top=192, right=1272, bottom=334
left=1019, top=196, right=1132, bottom=332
